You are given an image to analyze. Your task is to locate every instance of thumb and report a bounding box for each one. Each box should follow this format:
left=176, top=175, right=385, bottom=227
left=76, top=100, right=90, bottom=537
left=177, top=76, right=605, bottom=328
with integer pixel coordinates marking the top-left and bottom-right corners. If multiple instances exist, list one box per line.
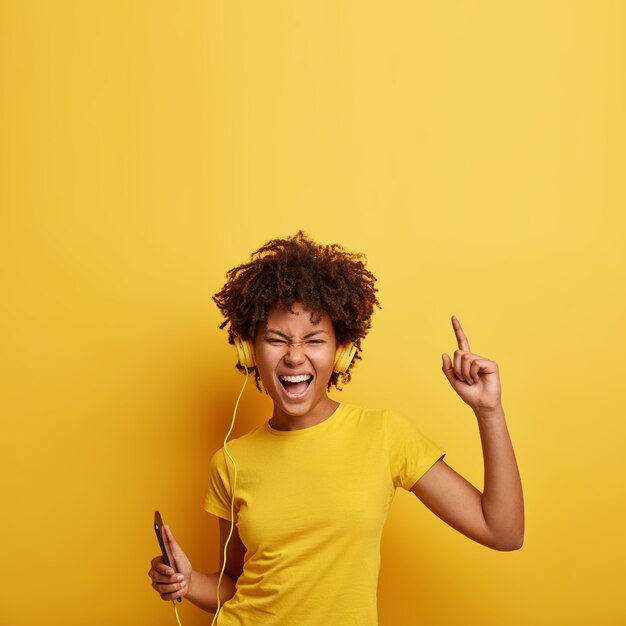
left=441, top=353, right=457, bottom=386
left=163, top=524, right=192, bottom=576
left=163, top=524, right=184, bottom=560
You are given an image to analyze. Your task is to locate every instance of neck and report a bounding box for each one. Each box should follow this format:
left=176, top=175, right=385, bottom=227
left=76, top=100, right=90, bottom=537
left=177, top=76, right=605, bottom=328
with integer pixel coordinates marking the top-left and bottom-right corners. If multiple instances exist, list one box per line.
left=269, top=397, right=340, bottom=431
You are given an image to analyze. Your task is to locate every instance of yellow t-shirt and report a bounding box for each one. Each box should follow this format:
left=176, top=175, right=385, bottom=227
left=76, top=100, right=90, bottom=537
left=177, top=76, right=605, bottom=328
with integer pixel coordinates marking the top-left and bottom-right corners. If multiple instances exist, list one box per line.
left=204, top=402, right=444, bottom=626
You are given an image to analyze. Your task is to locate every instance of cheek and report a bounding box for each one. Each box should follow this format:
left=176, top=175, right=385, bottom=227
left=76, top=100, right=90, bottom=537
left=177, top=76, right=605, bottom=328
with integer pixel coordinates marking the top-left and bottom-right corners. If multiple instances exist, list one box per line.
left=313, top=351, right=336, bottom=375
left=255, top=348, right=279, bottom=377
left=256, top=355, right=272, bottom=377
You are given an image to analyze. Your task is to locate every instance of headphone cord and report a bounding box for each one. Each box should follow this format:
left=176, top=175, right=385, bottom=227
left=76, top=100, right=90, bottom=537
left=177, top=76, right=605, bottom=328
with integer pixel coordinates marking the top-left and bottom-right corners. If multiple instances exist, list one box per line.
left=210, top=366, right=249, bottom=626
left=172, top=602, right=183, bottom=626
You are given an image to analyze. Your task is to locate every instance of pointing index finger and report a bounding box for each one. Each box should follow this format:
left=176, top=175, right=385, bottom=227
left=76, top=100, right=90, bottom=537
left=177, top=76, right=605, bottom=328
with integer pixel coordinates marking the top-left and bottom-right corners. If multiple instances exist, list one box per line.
left=452, top=315, right=471, bottom=352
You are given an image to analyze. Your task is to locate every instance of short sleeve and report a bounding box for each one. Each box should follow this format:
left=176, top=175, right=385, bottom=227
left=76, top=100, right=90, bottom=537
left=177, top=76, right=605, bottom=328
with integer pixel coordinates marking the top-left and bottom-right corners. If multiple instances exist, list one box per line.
left=204, top=448, right=234, bottom=521
left=384, top=410, right=445, bottom=491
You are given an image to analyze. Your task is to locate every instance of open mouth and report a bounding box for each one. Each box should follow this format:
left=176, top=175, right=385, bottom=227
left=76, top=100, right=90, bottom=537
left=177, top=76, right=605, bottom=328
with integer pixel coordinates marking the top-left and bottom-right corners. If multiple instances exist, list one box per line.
left=278, top=374, right=313, bottom=397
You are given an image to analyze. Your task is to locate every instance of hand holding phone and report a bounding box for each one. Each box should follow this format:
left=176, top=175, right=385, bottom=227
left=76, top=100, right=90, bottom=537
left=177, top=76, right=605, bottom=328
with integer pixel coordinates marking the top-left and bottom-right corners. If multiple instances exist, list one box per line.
left=154, top=510, right=182, bottom=603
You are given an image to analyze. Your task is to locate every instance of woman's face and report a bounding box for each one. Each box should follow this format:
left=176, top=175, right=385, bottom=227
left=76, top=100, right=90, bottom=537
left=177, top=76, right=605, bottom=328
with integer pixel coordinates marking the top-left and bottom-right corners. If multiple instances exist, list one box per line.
left=254, top=301, right=338, bottom=428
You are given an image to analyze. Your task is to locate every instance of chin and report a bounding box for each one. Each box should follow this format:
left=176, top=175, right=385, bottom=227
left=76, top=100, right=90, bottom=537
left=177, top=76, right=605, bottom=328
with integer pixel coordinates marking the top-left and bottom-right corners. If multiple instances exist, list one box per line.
left=272, top=388, right=327, bottom=420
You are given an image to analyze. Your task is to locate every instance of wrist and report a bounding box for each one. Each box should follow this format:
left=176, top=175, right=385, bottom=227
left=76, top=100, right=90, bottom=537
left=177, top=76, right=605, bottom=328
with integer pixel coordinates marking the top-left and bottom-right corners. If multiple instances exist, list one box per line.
left=474, top=404, right=505, bottom=421
left=186, top=569, right=200, bottom=600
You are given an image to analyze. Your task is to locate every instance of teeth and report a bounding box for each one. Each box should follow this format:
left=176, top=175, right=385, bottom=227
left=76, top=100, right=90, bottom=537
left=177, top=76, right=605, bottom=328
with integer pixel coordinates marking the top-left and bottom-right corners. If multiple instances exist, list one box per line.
left=279, top=374, right=312, bottom=383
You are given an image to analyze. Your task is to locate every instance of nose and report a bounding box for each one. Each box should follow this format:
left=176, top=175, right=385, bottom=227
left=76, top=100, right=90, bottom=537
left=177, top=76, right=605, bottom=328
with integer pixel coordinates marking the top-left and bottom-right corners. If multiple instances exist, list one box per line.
left=284, top=341, right=306, bottom=366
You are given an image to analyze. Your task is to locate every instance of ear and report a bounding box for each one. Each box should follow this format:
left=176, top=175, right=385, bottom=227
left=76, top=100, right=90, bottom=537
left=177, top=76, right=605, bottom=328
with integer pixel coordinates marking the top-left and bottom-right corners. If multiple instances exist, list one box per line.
left=333, top=343, right=357, bottom=374
left=234, top=336, right=256, bottom=367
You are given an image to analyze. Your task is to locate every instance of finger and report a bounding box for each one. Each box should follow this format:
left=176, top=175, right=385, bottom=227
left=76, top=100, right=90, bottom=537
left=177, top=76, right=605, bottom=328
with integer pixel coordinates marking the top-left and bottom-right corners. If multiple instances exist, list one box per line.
left=150, top=569, right=185, bottom=584
left=441, top=353, right=458, bottom=386
left=461, top=353, right=475, bottom=385
left=164, top=524, right=174, bottom=543
left=451, top=315, right=471, bottom=352
left=160, top=586, right=187, bottom=602
left=469, top=359, right=481, bottom=384
left=151, top=556, right=175, bottom=576
left=159, top=588, right=186, bottom=601
left=153, top=579, right=187, bottom=596
left=161, top=524, right=179, bottom=568
left=471, top=357, right=499, bottom=376
left=163, top=524, right=185, bottom=567
left=164, top=525, right=180, bottom=553
left=453, top=350, right=469, bottom=383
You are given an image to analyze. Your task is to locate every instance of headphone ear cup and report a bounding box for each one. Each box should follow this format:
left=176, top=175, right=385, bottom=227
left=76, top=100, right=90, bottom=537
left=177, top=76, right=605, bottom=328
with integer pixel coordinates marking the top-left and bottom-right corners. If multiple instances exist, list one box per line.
left=234, top=336, right=256, bottom=368
left=333, top=343, right=357, bottom=374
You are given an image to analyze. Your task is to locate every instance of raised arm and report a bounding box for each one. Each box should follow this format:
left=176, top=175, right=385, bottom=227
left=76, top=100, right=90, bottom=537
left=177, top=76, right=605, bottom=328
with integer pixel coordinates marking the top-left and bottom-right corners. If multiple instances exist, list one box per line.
left=411, top=315, right=524, bottom=551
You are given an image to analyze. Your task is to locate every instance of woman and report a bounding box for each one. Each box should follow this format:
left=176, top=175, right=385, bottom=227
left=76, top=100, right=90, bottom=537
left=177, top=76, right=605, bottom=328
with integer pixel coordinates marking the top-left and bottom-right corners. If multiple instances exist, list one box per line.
left=148, top=231, right=524, bottom=625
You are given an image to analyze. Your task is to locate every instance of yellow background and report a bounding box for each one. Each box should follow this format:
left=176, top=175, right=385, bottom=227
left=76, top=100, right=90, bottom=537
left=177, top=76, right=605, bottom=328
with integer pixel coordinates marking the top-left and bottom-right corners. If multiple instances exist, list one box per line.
left=2, top=1, right=625, bottom=624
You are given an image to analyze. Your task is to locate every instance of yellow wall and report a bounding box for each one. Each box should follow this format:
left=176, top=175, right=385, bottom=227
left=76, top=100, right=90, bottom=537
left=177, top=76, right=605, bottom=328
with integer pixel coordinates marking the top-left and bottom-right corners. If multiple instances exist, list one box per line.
left=2, top=2, right=625, bottom=624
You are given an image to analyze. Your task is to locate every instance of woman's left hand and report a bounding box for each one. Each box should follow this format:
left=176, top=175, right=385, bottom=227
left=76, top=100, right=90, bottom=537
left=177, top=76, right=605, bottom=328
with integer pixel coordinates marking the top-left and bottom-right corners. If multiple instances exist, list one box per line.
left=441, top=315, right=502, bottom=414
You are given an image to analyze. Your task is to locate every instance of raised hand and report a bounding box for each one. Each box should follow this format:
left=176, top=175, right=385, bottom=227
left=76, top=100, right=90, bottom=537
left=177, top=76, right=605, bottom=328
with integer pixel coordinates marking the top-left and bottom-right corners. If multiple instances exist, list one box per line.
left=441, top=315, right=502, bottom=415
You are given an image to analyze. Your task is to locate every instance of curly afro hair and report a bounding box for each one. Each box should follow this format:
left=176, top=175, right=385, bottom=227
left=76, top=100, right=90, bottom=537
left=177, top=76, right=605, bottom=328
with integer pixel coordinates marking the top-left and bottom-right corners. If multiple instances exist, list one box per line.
left=213, top=231, right=380, bottom=390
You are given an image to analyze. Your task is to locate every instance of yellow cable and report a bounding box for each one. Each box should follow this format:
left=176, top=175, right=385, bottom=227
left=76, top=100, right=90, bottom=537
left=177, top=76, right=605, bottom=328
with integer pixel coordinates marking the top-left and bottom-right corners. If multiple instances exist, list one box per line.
left=210, top=366, right=249, bottom=626
left=172, top=601, right=183, bottom=626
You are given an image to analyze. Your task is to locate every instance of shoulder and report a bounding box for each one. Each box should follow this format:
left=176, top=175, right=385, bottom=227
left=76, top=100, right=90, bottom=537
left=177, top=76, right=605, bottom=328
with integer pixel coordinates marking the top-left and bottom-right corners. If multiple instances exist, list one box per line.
left=339, top=402, right=384, bottom=421
left=338, top=403, right=398, bottom=434
left=209, top=422, right=266, bottom=464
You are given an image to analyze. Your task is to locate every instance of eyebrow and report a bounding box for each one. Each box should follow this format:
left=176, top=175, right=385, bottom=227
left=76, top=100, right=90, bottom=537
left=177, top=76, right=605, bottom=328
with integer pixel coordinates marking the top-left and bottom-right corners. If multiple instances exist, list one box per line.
left=265, top=329, right=329, bottom=339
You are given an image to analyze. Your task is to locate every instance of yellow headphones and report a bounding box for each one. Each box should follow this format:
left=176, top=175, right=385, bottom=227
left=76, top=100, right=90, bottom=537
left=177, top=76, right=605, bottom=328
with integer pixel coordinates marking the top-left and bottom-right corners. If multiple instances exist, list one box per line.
left=233, top=336, right=357, bottom=374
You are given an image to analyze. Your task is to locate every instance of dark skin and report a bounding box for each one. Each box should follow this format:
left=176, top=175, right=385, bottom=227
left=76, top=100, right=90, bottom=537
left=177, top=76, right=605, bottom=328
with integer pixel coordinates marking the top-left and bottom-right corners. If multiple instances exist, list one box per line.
left=412, top=316, right=524, bottom=550
left=148, top=314, right=524, bottom=609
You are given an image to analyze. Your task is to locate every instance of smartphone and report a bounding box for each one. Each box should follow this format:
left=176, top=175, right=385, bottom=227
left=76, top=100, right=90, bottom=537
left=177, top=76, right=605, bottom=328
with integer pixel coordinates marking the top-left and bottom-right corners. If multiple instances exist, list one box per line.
left=154, top=510, right=182, bottom=603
